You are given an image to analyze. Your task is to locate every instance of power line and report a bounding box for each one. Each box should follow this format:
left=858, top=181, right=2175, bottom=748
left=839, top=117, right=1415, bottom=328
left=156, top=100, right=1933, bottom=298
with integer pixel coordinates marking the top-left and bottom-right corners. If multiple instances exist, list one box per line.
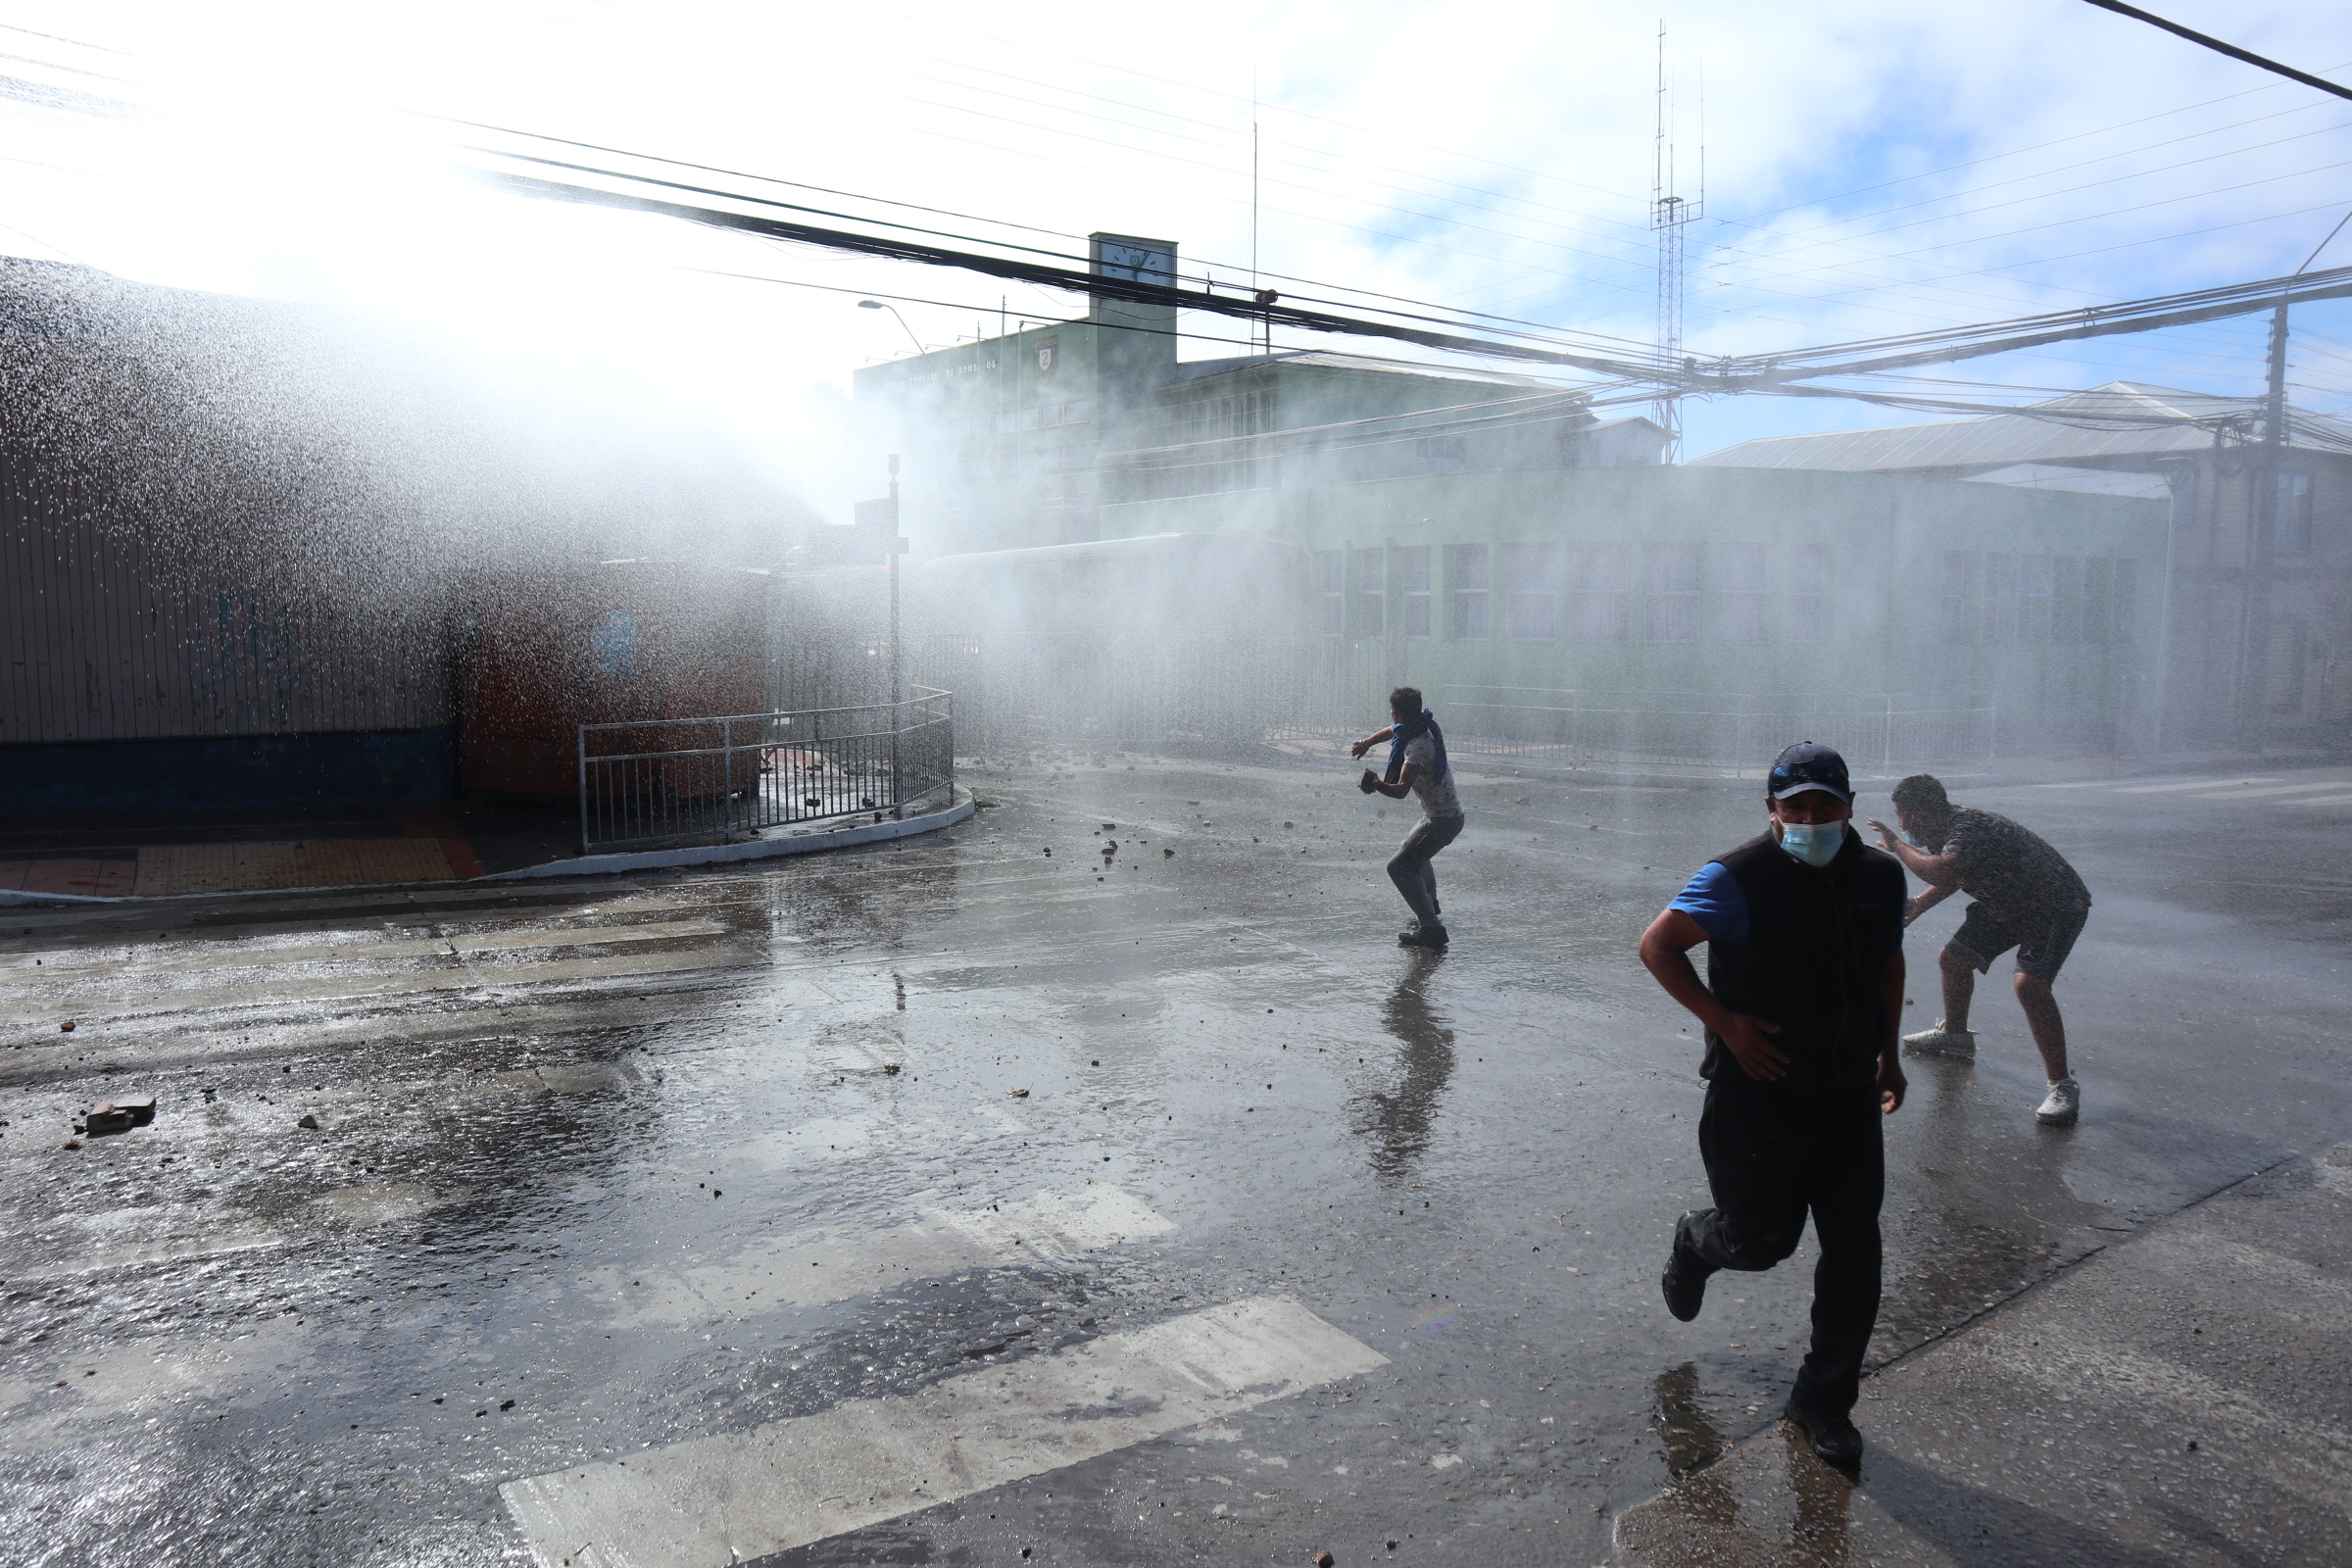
left=1713, top=56, right=2346, bottom=233
left=439, top=113, right=1601, bottom=344
left=453, top=134, right=1682, bottom=363
left=1710, top=152, right=2352, bottom=298
left=2080, top=1, right=2352, bottom=103
left=481, top=167, right=1671, bottom=379
left=1716, top=112, right=2352, bottom=271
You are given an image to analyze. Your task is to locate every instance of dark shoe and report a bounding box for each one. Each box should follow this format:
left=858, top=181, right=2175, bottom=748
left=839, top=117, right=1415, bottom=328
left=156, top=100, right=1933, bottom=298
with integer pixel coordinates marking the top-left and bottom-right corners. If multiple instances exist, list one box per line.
left=1786, top=1396, right=1864, bottom=1469
left=1660, top=1227, right=1711, bottom=1322
left=1398, top=924, right=1448, bottom=949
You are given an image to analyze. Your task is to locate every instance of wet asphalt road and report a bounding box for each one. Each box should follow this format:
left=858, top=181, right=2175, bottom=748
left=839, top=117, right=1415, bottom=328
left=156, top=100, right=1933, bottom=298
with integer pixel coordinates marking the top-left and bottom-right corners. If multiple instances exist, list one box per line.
left=3, top=753, right=2348, bottom=1567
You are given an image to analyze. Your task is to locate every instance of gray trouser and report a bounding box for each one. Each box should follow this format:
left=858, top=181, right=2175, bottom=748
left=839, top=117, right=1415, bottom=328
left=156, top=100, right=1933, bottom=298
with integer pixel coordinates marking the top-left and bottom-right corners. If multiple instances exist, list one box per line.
left=1388, top=812, right=1464, bottom=927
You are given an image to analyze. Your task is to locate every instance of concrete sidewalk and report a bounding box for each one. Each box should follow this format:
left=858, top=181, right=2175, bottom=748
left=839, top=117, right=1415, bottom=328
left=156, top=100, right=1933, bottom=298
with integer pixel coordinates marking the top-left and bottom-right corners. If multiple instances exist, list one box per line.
left=1615, top=1143, right=2352, bottom=1567
left=0, top=792, right=973, bottom=903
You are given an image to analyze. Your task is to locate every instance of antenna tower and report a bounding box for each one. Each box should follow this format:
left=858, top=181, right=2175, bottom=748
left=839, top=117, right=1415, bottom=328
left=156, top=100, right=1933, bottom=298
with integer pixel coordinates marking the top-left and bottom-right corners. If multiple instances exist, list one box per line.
left=1650, top=23, right=1702, bottom=462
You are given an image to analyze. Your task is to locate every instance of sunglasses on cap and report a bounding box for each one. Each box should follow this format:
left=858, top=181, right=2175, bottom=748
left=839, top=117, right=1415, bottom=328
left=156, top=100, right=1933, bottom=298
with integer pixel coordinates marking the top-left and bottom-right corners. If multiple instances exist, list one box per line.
left=1769, top=758, right=1850, bottom=798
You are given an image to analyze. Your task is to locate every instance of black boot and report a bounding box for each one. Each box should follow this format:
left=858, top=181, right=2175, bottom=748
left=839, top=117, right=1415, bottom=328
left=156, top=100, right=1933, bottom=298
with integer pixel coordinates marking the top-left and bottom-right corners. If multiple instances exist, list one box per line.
left=1785, top=1395, right=1864, bottom=1470
left=1660, top=1214, right=1713, bottom=1322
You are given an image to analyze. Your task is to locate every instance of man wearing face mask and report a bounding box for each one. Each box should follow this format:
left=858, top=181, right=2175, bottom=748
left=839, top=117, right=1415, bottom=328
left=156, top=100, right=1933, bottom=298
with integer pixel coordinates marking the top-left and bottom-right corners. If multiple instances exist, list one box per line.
left=1637, top=742, right=1907, bottom=1471
left=1865, top=774, right=2088, bottom=1128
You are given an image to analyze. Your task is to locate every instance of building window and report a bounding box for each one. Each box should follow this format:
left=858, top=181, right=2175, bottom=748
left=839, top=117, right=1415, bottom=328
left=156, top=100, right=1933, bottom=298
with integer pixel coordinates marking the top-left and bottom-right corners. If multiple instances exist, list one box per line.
left=1939, top=551, right=1977, bottom=645
left=1567, top=543, right=1629, bottom=642
left=2053, top=555, right=2085, bottom=643
left=1448, top=545, right=1490, bottom=640
left=1714, top=543, right=1770, bottom=644
left=1396, top=546, right=1432, bottom=638
left=1416, top=435, right=1468, bottom=467
left=2086, top=557, right=2115, bottom=645
left=2112, top=558, right=2136, bottom=646
left=1981, top=552, right=2014, bottom=644
left=2274, top=471, right=2313, bottom=557
left=2268, top=619, right=2308, bottom=713
left=1501, top=543, right=1558, bottom=641
left=1643, top=542, right=1701, bottom=643
left=1353, top=548, right=1385, bottom=636
left=2018, top=553, right=2052, bottom=644
left=1316, top=550, right=1344, bottom=636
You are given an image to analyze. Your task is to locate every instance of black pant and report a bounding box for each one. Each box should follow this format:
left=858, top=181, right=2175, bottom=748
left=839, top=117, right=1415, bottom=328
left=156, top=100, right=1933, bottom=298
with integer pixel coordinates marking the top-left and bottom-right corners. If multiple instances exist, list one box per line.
left=1676, top=1078, right=1884, bottom=1413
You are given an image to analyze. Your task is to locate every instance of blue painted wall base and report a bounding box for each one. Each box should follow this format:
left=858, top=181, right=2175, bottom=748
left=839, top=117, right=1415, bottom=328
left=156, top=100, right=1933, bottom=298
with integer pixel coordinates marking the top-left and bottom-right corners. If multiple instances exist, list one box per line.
left=0, top=729, right=458, bottom=813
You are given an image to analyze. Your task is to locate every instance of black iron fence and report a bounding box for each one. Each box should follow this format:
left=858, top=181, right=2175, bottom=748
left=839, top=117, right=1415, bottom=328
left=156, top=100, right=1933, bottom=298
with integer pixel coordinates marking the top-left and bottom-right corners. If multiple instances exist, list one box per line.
left=1438, top=686, right=1997, bottom=773
left=577, top=688, right=955, bottom=853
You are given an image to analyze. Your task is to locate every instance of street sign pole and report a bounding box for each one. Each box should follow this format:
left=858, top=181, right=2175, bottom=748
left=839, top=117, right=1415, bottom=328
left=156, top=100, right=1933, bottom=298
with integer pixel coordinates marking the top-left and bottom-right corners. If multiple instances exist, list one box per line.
left=888, top=455, right=906, bottom=818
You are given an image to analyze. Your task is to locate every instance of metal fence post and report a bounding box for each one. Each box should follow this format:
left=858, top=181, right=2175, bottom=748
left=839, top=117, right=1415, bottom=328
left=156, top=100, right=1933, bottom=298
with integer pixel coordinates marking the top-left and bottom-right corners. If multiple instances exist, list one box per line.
left=721, top=717, right=735, bottom=844
left=892, top=695, right=906, bottom=820
left=576, top=725, right=589, bottom=858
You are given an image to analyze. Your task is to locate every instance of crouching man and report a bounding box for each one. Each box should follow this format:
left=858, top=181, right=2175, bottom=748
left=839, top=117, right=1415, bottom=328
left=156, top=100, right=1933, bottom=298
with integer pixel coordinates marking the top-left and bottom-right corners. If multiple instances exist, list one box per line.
left=1867, top=773, right=2088, bottom=1128
left=1350, top=686, right=1463, bottom=949
left=1637, top=742, right=1907, bottom=1470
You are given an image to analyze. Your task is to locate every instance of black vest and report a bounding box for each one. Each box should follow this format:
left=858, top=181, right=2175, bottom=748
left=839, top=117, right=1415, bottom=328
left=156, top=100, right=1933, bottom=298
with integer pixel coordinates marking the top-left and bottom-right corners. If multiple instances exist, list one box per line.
left=1702, top=829, right=1906, bottom=1094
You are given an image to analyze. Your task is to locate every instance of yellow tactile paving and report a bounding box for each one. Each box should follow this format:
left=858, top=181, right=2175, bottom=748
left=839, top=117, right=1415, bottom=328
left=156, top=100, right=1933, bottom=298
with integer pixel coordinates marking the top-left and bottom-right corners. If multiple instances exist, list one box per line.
left=131, top=839, right=458, bottom=896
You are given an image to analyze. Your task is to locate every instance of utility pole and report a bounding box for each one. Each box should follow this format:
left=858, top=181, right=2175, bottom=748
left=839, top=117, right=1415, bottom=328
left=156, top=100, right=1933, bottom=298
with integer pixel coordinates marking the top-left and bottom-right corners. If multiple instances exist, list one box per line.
left=887, top=452, right=906, bottom=817
left=1650, top=23, right=1702, bottom=463
left=2236, top=300, right=2289, bottom=746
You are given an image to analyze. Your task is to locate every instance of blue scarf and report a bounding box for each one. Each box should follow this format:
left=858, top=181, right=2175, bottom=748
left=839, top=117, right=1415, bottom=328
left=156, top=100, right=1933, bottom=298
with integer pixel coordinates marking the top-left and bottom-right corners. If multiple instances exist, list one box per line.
left=1386, top=709, right=1447, bottom=786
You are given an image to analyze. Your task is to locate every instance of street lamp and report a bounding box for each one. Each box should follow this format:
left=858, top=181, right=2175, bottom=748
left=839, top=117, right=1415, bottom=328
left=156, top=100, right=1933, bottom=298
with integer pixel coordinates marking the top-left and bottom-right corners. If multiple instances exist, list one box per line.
left=858, top=299, right=925, bottom=355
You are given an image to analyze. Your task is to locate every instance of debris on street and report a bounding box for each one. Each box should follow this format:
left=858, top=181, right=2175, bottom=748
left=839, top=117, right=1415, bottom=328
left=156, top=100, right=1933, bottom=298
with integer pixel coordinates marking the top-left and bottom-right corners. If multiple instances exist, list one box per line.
left=83, top=1096, right=155, bottom=1136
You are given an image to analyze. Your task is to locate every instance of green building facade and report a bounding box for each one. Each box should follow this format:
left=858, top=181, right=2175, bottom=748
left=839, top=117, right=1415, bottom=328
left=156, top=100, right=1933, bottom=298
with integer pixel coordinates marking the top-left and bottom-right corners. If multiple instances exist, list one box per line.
left=1098, top=465, right=2169, bottom=758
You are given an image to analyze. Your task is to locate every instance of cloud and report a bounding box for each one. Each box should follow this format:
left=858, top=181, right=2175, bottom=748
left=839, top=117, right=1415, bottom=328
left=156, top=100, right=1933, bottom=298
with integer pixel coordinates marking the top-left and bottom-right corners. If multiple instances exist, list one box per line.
left=0, top=0, right=2345, bottom=479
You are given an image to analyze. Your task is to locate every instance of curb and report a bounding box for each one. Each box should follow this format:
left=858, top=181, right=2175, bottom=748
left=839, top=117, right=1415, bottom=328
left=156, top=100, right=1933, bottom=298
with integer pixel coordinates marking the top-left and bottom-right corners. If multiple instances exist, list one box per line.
left=0, top=791, right=977, bottom=906
left=481, top=791, right=976, bottom=881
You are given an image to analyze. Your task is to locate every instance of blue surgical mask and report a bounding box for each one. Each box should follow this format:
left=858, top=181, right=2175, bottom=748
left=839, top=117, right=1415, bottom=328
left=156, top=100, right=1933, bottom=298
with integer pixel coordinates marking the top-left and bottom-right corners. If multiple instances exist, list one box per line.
left=1778, top=819, right=1844, bottom=868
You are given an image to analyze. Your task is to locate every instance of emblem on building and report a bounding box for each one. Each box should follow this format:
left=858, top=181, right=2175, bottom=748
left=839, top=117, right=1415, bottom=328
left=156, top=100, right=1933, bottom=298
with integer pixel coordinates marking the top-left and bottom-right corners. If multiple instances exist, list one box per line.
left=1035, top=335, right=1057, bottom=382
left=591, top=610, right=639, bottom=679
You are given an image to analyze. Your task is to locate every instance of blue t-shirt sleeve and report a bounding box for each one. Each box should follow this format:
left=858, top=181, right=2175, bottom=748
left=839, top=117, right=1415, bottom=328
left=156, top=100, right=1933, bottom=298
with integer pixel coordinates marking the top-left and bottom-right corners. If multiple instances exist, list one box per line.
left=1668, top=861, right=1748, bottom=945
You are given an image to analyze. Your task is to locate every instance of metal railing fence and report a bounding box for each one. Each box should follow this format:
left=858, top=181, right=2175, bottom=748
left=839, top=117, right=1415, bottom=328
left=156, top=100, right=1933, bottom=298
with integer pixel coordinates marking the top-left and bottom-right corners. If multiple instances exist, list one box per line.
left=578, top=687, right=954, bottom=852
left=1438, top=686, right=1996, bottom=773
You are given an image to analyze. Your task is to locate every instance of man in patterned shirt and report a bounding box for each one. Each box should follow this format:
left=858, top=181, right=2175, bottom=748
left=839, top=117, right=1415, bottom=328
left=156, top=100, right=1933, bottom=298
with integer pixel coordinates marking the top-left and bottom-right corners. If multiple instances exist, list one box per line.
left=1866, top=774, right=2090, bottom=1127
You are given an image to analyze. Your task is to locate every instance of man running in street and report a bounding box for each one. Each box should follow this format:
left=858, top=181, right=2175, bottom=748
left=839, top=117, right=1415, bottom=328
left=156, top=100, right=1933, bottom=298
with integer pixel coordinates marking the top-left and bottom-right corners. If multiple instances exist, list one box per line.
left=1639, top=742, right=1907, bottom=1470
left=1866, top=774, right=2089, bottom=1128
left=1350, top=686, right=1463, bottom=949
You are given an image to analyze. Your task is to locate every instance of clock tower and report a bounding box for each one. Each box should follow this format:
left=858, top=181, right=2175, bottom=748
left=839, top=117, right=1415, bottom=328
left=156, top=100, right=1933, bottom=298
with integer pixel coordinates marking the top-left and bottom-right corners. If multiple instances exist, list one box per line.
left=1088, top=232, right=1178, bottom=349
left=1086, top=232, right=1181, bottom=455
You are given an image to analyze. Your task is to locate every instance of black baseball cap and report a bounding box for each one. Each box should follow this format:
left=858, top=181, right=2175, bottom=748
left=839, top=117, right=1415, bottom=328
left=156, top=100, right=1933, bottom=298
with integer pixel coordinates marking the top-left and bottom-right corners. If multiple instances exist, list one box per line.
left=1768, top=742, right=1852, bottom=803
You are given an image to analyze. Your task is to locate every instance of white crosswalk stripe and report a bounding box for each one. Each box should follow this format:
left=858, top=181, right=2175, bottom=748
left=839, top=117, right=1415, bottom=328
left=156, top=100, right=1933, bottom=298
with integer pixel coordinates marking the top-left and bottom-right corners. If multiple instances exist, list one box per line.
left=4, top=946, right=755, bottom=1025
left=2170, top=782, right=2352, bottom=802
left=0, top=918, right=730, bottom=987
left=501, top=1297, right=1386, bottom=1568
left=592, top=1185, right=1177, bottom=1326
left=0, top=905, right=760, bottom=1025
left=2031, top=771, right=2352, bottom=808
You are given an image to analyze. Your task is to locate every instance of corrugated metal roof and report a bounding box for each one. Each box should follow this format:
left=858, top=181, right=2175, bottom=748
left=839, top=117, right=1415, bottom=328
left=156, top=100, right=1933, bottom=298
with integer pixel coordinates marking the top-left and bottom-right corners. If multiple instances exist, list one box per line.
left=1173, top=350, right=1561, bottom=390
left=1690, top=381, right=2352, bottom=473
left=1962, top=464, right=2173, bottom=500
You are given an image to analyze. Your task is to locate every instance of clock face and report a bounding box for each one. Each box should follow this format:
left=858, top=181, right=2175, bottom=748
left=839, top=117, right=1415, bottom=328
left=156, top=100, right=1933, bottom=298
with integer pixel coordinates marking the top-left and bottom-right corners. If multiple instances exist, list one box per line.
left=1099, top=244, right=1172, bottom=285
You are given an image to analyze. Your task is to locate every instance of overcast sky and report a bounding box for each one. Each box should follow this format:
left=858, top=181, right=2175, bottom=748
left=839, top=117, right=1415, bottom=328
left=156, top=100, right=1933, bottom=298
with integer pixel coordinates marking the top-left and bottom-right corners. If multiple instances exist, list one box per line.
left=3, top=0, right=2348, bottom=521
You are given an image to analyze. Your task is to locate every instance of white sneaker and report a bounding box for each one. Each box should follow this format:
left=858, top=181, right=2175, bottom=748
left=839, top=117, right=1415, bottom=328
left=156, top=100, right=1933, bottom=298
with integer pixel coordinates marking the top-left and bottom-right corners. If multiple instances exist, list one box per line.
left=2035, top=1077, right=2081, bottom=1128
left=1901, top=1024, right=1977, bottom=1058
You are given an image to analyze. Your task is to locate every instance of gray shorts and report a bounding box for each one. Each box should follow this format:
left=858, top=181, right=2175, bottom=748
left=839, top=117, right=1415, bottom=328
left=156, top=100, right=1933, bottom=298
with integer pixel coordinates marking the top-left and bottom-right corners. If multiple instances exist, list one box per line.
left=1949, top=902, right=2088, bottom=982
